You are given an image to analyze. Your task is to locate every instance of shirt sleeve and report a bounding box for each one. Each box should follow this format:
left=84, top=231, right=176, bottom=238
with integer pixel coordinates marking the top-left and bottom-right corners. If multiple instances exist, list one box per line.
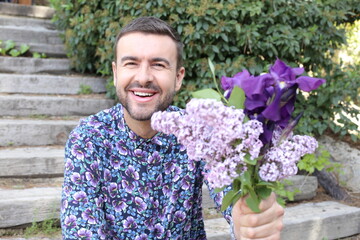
left=204, top=174, right=236, bottom=239
left=60, top=127, right=106, bottom=240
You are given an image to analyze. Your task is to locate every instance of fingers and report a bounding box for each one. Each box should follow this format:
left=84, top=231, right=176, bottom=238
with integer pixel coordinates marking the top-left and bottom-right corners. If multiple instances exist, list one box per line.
left=232, top=192, right=285, bottom=240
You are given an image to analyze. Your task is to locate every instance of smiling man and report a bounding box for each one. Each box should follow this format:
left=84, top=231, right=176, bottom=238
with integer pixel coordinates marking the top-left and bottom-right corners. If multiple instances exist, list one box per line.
left=61, top=17, right=284, bottom=240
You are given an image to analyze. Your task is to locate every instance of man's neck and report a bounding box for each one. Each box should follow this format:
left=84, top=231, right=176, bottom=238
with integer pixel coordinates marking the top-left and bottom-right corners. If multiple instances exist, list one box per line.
left=123, top=112, right=157, bottom=139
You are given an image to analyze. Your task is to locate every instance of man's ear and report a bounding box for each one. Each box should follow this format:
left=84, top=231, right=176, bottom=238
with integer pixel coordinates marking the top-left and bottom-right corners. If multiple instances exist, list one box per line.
left=175, top=67, right=185, bottom=91
left=112, top=61, right=117, bottom=86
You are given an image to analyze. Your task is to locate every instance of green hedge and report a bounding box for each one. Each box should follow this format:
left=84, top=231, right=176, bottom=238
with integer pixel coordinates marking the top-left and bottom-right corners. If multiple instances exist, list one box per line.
left=51, top=0, right=359, bottom=140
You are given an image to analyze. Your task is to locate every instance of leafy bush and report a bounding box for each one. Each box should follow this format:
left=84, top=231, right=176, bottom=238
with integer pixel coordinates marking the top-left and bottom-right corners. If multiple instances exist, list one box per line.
left=50, top=0, right=359, bottom=140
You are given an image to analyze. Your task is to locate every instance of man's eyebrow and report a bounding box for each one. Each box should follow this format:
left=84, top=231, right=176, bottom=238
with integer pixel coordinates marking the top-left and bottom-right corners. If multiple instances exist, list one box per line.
left=120, top=56, right=138, bottom=63
left=151, top=57, right=171, bottom=67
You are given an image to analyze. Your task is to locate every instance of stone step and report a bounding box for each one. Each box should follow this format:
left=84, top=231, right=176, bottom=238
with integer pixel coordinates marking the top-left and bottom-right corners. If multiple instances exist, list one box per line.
left=0, top=187, right=61, bottom=228
left=0, top=2, right=54, bottom=19
left=0, top=56, right=71, bottom=74
left=0, top=94, right=114, bottom=116
left=0, top=118, right=78, bottom=147
left=0, top=146, right=64, bottom=177
left=0, top=25, right=65, bottom=57
left=0, top=73, right=108, bottom=94
left=0, top=25, right=62, bottom=45
left=0, top=14, right=55, bottom=30
left=205, top=201, right=360, bottom=240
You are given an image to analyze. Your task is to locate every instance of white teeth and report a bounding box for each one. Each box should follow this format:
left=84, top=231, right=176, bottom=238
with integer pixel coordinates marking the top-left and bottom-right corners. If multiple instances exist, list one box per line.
left=133, top=91, right=154, bottom=97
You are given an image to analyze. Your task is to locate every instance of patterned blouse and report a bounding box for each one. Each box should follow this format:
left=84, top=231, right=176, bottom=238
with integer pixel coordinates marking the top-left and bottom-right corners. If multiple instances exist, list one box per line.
left=61, top=103, right=232, bottom=240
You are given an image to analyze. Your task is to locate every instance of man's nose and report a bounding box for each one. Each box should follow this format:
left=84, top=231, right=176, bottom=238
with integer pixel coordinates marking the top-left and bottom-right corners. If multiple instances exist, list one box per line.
left=135, top=64, right=153, bottom=84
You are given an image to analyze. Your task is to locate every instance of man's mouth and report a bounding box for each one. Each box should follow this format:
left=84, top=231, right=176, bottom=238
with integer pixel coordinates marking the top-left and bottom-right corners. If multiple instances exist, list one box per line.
left=133, top=91, right=155, bottom=97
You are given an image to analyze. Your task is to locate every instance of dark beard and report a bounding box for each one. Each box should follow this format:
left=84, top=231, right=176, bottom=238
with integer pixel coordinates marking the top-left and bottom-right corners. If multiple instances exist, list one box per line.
left=117, top=82, right=176, bottom=121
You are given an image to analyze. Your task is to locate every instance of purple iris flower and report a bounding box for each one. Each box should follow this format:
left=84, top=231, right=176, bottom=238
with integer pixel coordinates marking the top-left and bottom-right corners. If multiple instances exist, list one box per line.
left=108, top=182, right=118, bottom=198
left=221, top=59, right=325, bottom=145
left=103, top=169, right=112, bottom=181
left=77, top=228, right=92, bottom=240
left=116, top=140, right=128, bottom=155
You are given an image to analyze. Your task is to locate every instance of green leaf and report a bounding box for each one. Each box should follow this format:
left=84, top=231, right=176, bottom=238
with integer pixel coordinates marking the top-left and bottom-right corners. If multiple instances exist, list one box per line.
left=227, top=86, right=245, bottom=109
left=246, top=188, right=261, bottom=213
left=257, top=186, right=272, bottom=200
left=9, top=49, right=20, bottom=57
left=191, top=88, right=222, bottom=101
left=19, top=44, right=30, bottom=54
left=5, top=40, right=15, bottom=51
left=243, top=155, right=257, bottom=165
left=220, top=189, right=239, bottom=211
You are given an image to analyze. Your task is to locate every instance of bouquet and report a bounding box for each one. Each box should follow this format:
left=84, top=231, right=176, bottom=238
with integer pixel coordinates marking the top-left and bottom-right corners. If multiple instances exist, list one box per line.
left=151, top=59, right=325, bottom=212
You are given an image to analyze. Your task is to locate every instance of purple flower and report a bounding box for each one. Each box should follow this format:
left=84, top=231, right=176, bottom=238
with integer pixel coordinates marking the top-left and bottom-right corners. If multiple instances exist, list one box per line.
left=73, top=191, right=87, bottom=203
left=148, top=151, right=161, bottom=165
left=64, top=215, right=77, bottom=227
left=76, top=228, right=92, bottom=240
left=174, top=210, right=186, bottom=223
left=123, top=216, right=137, bottom=229
left=134, top=196, right=147, bottom=213
left=116, top=140, right=128, bottom=155
left=220, top=59, right=325, bottom=145
left=71, top=172, right=82, bottom=185
left=112, top=199, right=128, bottom=212
left=81, top=208, right=96, bottom=224
left=121, top=179, right=135, bottom=193
left=65, top=159, right=74, bottom=171
left=110, top=155, right=122, bottom=169
left=71, top=144, right=85, bottom=160
left=125, top=165, right=139, bottom=180
left=61, top=199, right=68, bottom=213
left=153, top=223, right=165, bottom=238
left=85, top=171, right=99, bottom=187
left=103, top=169, right=112, bottom=181
left=108, top=182, right=118, bottom=198
left=135, top=234, right=148, bottom=240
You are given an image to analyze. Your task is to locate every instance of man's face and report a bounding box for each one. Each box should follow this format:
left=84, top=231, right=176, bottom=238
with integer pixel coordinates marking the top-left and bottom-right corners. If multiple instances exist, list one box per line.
left=112, top=32, right=184, bottom=122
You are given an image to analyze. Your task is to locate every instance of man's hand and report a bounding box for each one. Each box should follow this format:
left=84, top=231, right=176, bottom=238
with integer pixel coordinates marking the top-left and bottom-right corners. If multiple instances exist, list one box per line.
left=232, top=192, right=284, bottom=240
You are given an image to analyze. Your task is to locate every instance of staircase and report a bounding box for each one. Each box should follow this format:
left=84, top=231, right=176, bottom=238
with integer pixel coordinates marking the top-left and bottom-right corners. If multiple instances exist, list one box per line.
left=0, top=2, right=114, bottom=232
left=0, top=3, right=359, bottom=240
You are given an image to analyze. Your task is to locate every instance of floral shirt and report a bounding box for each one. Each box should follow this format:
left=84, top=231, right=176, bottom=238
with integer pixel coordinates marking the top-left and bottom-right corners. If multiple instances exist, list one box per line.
left=61, top=103, right=232, bottom=240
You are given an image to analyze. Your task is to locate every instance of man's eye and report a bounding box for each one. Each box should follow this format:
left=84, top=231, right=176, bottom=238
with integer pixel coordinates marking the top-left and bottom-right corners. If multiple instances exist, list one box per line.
left=125, top=62, right=137, bottom=66
left=153, top=63, right=166, bottom=68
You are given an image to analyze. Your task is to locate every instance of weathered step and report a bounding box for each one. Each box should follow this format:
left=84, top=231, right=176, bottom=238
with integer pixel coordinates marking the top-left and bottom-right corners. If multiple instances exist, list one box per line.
left=0, top=56, right=70, bottom=74
left=0, top=187, right=61, bottom=228
left=0, top=2, right=54, bottom=19
left=0, top=73, right=108, bottom=94
left=283, top=175, right=318, bottom=201
left=0, top=14, right=55, bottom=30
left=0, top=118, right=78, bottom=147
left=0, top=146, right=64, bottom=177
left=204, top=201, right=360, bottom=240
left=0, top=25, right=65, bottom=57
left=0, top=94, right=114, bottom=116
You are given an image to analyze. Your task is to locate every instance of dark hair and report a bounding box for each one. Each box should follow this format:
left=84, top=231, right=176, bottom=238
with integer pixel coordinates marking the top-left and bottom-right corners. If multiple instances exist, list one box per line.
left=114, top=16, right=183, bottom=70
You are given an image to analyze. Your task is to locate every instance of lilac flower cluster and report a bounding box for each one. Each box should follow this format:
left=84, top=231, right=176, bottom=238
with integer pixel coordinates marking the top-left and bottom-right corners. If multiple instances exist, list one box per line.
left=152, top=98, right=264, bottom=188
left=259, top=128, right=318, bottom=182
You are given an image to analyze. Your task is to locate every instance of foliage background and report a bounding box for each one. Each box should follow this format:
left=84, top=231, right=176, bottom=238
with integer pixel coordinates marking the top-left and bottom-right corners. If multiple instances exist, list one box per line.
left=50, top=0, right=360, bottom=140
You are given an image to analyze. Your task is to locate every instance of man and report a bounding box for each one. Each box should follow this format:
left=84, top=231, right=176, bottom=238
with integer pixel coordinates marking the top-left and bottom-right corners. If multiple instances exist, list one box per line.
left=61, top=16, right=284, bottom=239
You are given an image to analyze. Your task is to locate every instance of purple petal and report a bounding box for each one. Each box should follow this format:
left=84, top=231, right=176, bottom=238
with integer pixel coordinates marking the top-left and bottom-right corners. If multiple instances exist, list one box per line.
left=296, top=76, right=326, bottom=92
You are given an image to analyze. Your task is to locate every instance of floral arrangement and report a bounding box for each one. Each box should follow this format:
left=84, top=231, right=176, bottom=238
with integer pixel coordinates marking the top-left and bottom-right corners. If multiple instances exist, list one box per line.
left=151, top=59, right=325, bottom=212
